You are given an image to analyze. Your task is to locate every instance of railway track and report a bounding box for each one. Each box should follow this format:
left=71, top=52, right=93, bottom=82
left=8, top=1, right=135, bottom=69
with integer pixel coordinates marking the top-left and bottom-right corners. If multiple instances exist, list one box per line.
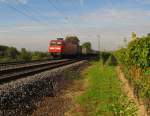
left=0, top=59, right=82, bottom=84
left=0, top=59, right=60, bottom=70
left=0, top=59, right=50, bottom=66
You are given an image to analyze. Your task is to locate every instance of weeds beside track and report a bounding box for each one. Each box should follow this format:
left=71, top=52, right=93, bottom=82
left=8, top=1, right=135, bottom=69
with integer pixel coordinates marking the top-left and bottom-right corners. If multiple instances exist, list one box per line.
left=72, top=61, right=137, bottom=116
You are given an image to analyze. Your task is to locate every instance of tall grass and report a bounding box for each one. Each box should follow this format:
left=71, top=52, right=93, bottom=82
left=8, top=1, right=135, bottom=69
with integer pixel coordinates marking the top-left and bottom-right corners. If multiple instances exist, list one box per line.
left=76, top=61, right=137, bottom=116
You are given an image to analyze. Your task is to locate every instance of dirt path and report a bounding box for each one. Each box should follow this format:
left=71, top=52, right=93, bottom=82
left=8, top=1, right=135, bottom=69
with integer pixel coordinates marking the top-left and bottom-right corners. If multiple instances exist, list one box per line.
left=32, top=75, right=87, bottom=116
left=117, top=66, right=147, bottom=116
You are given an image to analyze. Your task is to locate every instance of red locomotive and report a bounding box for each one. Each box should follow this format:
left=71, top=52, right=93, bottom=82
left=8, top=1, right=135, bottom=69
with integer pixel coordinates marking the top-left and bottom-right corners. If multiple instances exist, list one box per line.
left=49, top=38, right=80, bottom=58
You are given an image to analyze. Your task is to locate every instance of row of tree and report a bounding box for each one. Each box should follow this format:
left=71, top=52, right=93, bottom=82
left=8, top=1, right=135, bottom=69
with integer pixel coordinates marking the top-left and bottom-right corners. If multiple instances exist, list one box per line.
left=115, top=34, right=150, bottom=68
left=0, top=36, right=93, bottom=62
left=0, top=45, right=48, bottom=62
left=114, top=34, right=150, bottom=113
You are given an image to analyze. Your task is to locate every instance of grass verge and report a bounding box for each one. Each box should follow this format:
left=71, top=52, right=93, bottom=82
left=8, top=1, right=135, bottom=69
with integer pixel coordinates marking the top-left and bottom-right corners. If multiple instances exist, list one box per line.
left=75, top=61, right=137, bottom=116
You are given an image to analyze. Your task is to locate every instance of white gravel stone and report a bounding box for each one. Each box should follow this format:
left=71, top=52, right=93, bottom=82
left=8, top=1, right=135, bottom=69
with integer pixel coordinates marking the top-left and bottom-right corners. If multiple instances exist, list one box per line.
left=0, top=61, right=88, bottom=116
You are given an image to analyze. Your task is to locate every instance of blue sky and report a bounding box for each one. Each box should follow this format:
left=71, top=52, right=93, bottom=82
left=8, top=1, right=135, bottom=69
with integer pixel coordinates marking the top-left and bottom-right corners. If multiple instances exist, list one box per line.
left=0, top=0, right=150, bottom=51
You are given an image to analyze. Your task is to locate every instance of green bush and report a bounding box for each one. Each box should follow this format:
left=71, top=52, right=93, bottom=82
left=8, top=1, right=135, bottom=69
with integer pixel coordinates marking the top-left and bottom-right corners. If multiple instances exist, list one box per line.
left=116, top=36, right=150, bottom=68
left=106, top=55, right=118, bottom=66
left=115, top=35, right=150, bottom=114
left=31, top=51, right=48, bottom=60
left=112, top=95, right=138, bottom=116
left=0, top=45, right=49, bottom=62
left=101, top=51, right=112, bottom=65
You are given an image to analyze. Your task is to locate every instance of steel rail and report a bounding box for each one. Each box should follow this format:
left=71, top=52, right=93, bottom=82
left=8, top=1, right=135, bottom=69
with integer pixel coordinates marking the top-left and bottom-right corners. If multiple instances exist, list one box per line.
left=0, top=59, right=82, bottom=84
left=0, top=59, right=68, bottom=71
left=0, top=59, right=54, bottom=66
left=0, top=59, right=68, bottom=74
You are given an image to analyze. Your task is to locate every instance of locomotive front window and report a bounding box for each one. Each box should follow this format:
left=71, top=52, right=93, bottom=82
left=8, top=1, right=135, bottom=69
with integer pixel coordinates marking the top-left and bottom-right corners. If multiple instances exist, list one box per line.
left=57, top=42, right=62, bottom=45
left=50, top=40, right=64, bottom=46
left=50, top=41, right=57, bottom=45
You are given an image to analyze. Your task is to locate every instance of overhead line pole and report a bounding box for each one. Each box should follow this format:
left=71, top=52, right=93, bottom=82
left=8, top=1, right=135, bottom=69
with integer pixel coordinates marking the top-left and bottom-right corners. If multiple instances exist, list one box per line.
left=97, top=35, right=101, bottom=59
left=97, top=35, right=101, bottom=51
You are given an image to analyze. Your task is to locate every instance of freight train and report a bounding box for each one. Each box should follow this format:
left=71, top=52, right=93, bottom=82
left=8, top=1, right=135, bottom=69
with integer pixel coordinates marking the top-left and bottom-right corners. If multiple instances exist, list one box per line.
left=48, top=38, right=99, bottom=58
left=48, top=38, right=81, bottom=58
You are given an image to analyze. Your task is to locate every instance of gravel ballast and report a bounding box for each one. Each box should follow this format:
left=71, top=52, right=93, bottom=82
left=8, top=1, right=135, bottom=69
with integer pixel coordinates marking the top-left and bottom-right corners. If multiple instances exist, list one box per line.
left=0, top=60, right=88, bottom=116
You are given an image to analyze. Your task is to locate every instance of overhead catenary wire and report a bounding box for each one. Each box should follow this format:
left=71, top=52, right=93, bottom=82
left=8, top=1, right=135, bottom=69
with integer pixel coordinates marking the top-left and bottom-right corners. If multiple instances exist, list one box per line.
left=47, top=0, right=79, bottom=34
left=1, top=1, right=48, bottom=25
left=1, top=0, right=82, bottom=36
left=20, top=3, right=52, bottom=26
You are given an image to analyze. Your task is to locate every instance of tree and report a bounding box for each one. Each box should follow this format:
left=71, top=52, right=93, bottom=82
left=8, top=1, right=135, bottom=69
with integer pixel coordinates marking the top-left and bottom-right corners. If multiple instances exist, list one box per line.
left=31, top=51, right=48, bottom=60
left=0, top=45, right=9, bottom=56
left=5, top=47, right=19, bottom=59
left=65, top=36, right=80, bottom=45
left=147, top=33, right=150, bottom=37
left=82, top=42, right=92, bottom=52
left=20, top=48, right=32, bottom=61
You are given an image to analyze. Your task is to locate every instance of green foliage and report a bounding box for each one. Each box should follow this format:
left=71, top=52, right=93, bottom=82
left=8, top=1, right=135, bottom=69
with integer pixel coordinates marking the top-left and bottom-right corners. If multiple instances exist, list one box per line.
left=116, top=36, right=150, bottom=68
left=106, top=55, right=118, bottom=66
left=19, top=48, right=32, bottom=61
left=101, top=51, right=112, bottom=65
left=5, top=47, right=19, bottom=59
left=0, top=45, right=49, bottom=62
left=82, top=42, right=92, bottom=53
left=147, top=33, right=150, bottom=37
left=114, top=48, right=126, bottom=64
left=31, top=51, right=48, bottom=60
left=0, top=57, right=14, bottom=62
left=0, top=45, right=9, bottom=56
left=76, top=62, right=137, bottom=116
left=115, top=35, right=150, bottom=114
left=112, top=95, right=138, bottom=116
left=122, top=66, right=150, bottom=111
left=0, top=45, right=20, bottom=62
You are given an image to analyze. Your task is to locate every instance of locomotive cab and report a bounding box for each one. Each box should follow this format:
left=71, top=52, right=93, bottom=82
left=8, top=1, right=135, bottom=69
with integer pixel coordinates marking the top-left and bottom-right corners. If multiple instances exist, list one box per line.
left=49, top=37, right=80, bottom=58
left=49, top=39, right=65, bottom=58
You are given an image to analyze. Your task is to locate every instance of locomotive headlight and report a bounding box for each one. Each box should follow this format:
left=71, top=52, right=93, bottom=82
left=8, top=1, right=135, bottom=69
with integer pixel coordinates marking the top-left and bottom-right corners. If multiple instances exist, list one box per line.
left=50, top=47, right=55, bottom=50
left=56, top=47, right=61, bottom=50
